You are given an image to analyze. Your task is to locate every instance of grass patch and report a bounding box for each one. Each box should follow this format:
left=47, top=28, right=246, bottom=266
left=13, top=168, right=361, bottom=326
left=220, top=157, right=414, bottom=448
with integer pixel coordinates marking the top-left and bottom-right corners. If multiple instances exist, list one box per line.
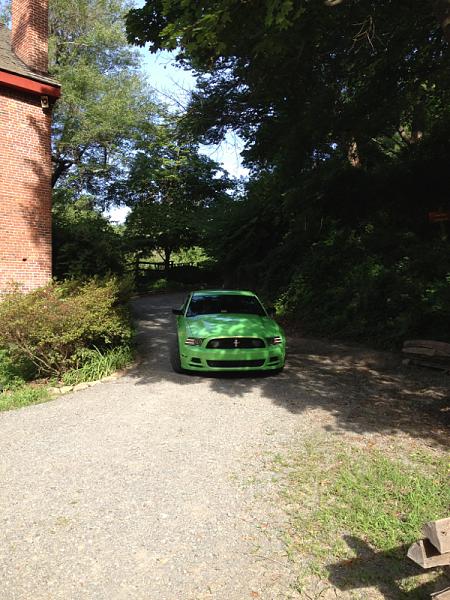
left=277, top=437, right=450, bottom=597
left=62, top=345, right=134, bottom=386
left=0, top=385, right=50, bottom=412
left=138, top=278, right=189, bottom=294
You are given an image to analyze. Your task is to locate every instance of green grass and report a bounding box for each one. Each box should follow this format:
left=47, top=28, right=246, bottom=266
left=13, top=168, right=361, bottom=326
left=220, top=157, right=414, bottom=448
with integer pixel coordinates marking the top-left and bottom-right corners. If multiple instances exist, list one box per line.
left=0, top=385, right=50, bottom=412
left=138, top=278, right=189, bottom=294
left=0, top=345, right=133, bottom=413
left=62, top=345, right=134, bottom=386
left=277, top=437, right=450, bottom=597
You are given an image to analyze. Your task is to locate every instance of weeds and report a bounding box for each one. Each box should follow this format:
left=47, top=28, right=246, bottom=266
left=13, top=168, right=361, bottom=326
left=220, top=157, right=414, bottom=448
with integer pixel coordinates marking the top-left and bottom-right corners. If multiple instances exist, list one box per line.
left=0, top=386, right=50, bottom=412
left=62, top=345, right=133, bottom=385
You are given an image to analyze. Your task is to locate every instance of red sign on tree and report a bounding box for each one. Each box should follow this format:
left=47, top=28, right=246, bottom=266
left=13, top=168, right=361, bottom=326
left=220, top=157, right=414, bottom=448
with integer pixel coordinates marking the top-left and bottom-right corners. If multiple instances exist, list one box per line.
left=428, top=211, right=450, bottom=223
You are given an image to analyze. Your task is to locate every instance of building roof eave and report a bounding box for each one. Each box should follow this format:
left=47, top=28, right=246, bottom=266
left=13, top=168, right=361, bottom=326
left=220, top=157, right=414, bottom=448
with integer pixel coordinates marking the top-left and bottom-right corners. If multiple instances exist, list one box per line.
left=0, top=68, right=61, bottom=98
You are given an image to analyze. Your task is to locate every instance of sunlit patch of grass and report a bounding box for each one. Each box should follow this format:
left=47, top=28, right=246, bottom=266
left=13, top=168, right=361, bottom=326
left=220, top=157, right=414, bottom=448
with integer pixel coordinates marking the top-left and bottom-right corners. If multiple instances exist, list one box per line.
left=277, top=436, right=449, bottom=597
left=0, top=385, right=50, bottom=412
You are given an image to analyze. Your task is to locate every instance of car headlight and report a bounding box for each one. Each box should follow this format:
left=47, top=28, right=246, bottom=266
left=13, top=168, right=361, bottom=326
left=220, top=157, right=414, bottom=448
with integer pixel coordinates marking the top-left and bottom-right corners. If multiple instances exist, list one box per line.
left=267, top=336, right=283, bottom=345
left=185, top=337, right=204, bottom=346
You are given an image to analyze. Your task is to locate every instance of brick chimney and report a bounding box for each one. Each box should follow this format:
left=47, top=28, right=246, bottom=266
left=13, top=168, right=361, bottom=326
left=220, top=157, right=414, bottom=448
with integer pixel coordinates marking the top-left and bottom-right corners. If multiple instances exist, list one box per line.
left=11, top=0, right=48, bottom=74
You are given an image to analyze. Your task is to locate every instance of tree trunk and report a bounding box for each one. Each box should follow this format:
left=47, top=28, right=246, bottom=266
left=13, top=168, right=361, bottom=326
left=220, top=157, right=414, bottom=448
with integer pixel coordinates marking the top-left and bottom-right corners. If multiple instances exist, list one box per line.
left=164, top=248, right=172, bottom=273
left=411, top=104, right=425, bottom=143
left=347, top=137, right=362, bottom=168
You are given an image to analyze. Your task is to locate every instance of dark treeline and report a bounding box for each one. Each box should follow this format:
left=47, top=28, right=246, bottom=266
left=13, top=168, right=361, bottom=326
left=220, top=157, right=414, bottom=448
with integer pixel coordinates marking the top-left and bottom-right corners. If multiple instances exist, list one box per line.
left=126, top=0, right=450, bottom=347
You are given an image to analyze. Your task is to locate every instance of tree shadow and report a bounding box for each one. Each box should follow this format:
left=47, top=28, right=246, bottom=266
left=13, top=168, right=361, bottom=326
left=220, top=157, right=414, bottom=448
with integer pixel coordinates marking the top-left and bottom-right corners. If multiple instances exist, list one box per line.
left=327, top=535, right=450, bottom=599
left=128, top=294, right=449, bottom=449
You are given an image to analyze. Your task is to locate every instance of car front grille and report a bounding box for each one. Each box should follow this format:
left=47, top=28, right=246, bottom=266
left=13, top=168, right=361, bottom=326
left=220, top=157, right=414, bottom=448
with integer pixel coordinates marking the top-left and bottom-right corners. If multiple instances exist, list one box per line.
left=206, top=338, right=265, bottom=349
left=206, top=359, right=265, bottom=368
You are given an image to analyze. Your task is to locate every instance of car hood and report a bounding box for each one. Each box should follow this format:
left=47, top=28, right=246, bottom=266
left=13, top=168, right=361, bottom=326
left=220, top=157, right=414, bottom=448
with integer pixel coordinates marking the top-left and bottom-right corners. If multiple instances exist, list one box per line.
left=186, top=314, right=281, bottom=339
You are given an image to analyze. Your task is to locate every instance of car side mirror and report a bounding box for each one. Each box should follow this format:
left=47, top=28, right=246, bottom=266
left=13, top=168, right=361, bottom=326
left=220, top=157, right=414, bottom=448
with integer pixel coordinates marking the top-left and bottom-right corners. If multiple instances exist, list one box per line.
left=172, top=308, right=183, bottom=315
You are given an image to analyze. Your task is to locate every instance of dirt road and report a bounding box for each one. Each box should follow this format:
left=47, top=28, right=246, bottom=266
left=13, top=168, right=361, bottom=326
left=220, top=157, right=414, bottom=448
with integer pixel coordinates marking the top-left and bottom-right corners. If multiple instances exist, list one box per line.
left=1, top=294, right=447, bottom=599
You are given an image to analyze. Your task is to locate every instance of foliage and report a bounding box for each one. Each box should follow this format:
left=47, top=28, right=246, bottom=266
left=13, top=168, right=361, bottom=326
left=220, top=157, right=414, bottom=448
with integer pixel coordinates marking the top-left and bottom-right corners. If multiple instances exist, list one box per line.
left=0, top=279, right=133, bottom=378
left=172, top=246, right=212, bottom=265
left=0, top=0, right=10, bottom=22
left=52, top=190, right=124, bottom=278
left=275, top=229, right=450, bottom=346
left=49, top=0, right=157, bottom=202
left=121, top=116, right=231, bottom=268
left=0, top=349, right=34, bottom=390
left=61, top=345, right=133, bottom=385
left=127, top=0, right=450, bottom=347
left=127, top=0, right=450, bottom=168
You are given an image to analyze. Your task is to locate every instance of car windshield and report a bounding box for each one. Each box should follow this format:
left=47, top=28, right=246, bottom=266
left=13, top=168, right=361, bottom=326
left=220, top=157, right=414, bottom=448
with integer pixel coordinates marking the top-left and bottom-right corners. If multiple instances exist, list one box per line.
left=186, top=294, right=266, bottom=317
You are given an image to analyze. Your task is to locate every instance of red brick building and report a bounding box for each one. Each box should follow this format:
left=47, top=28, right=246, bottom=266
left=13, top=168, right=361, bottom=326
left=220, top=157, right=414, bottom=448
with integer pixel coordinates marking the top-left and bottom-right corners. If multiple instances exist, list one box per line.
left=0, top=0, right=60, bottom=292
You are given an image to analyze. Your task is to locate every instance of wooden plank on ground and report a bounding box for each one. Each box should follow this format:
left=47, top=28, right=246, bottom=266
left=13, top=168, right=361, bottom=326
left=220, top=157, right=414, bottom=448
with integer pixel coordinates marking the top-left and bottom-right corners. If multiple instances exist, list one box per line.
left=423, top=518, right=450, bottom=554
left=402, top=347, right=436, bottom=357
left=407, top=539, right=450, bottom=568
left=403, top=340, right=450, bottom=356
left=431, top=587, right=450, bottom=600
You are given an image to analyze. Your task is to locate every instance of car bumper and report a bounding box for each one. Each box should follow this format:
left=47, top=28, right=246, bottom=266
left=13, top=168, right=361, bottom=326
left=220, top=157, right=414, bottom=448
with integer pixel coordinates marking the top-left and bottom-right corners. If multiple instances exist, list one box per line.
left=180, top=344, right=285, bottom=371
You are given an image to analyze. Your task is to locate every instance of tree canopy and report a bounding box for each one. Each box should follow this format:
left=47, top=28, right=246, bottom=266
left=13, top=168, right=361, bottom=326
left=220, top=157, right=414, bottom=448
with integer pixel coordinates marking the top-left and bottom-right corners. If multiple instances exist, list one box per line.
left=126, top=0, right=450, bottom=345
left=120, top=115, right=231, bottom=268
left=49, top=0, right=158, bottom=203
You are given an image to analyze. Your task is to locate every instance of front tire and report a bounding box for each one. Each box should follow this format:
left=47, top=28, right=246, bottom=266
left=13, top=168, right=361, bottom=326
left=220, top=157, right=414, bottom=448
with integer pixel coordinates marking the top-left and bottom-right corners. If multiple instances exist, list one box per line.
left=170, top=337, right=184, bottom=374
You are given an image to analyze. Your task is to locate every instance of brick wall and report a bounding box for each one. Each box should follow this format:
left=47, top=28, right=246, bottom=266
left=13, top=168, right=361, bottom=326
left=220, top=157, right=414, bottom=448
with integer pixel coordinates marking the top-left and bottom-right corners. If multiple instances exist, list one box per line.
left=12, top=0, right=48, bottom=74
left=0, top=87, right=52, bottom=292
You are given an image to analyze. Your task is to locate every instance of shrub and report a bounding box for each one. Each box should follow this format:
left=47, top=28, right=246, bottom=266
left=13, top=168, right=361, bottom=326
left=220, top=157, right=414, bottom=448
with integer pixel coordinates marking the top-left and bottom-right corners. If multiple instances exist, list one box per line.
left=0, top=349, right=35, bottom=390
left=0, top=278, right=133, bottom=378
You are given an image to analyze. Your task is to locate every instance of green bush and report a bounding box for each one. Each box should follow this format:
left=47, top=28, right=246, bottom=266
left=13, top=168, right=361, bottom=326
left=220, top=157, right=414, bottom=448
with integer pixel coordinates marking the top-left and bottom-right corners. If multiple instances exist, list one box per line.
left=52, top=193, right=124, bottom=279
left=0, top=349, right=34, bottom=390
left=0, top=278, right=133, bottom=378
left=275, top=227, right=450, bottom=347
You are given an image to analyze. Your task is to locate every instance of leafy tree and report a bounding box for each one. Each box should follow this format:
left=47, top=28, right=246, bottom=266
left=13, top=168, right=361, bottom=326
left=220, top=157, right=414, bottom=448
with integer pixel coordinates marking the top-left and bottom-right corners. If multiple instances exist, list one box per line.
left=49, top=0, right=158, bottom=203
left=126, top=0, right=450, bottom=348
left=122, top=117, right=231, bottom=270
left=52, top=190, right=124, bottom=278
left=127, top=1, right=449, bottom=175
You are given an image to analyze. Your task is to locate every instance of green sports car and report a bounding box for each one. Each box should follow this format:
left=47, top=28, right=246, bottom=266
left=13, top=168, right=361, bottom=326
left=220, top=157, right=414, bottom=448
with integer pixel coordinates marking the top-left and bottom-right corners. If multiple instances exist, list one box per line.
left=171, top=290, right=285, bottom=373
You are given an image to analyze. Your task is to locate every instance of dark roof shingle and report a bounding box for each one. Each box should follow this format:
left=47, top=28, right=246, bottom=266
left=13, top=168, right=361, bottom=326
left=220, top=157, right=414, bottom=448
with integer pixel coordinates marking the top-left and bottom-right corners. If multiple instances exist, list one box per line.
left=0, top=23, right=60, bottom=87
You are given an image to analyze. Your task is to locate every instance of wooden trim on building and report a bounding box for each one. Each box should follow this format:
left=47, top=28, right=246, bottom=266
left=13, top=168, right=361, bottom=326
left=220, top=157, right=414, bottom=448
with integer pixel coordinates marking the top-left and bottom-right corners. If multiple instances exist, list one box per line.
left=0, top=69, right=60, bottom=98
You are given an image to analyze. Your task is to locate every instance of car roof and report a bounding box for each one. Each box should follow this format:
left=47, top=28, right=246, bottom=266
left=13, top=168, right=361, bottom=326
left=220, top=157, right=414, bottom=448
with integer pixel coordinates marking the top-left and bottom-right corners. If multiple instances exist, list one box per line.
left=191, top=290, right=256, bottom=297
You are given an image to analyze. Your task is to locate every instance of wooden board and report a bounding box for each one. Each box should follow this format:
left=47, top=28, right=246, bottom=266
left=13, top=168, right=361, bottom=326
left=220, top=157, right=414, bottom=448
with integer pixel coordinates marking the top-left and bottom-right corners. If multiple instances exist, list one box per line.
left=407, top=539, right=450, bottom=568
left=431, top=587, right=450, bottom=600
left=405, top=358, right=450, bottom=372
left=423, top=518, right=450, bottom=554
left=403, top=340, right=450, bottom=356
left=402, top=347, right=436, bottom=357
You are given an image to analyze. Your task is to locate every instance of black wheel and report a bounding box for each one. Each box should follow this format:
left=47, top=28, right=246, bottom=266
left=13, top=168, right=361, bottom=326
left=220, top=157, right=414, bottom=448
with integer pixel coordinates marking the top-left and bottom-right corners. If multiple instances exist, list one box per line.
left=170, top=337, right=184, bottom=374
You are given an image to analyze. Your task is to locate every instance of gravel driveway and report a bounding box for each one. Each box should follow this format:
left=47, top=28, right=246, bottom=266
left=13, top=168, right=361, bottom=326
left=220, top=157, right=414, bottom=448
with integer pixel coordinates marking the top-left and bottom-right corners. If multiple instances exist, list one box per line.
left=1, top=294, right=448, bottom=600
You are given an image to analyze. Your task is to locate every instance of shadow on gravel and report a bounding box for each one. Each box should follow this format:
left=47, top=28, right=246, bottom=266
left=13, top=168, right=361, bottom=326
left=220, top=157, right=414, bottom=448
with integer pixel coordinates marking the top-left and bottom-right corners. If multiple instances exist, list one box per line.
left=130, top=295, right=450, bottom=449
left=327, top=536, right=450, bottom=599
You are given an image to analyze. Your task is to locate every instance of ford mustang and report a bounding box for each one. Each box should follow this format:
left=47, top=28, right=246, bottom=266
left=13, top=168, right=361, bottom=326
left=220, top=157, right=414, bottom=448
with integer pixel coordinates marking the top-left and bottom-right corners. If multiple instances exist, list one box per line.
left=171, top=290, right=285, bottom=373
